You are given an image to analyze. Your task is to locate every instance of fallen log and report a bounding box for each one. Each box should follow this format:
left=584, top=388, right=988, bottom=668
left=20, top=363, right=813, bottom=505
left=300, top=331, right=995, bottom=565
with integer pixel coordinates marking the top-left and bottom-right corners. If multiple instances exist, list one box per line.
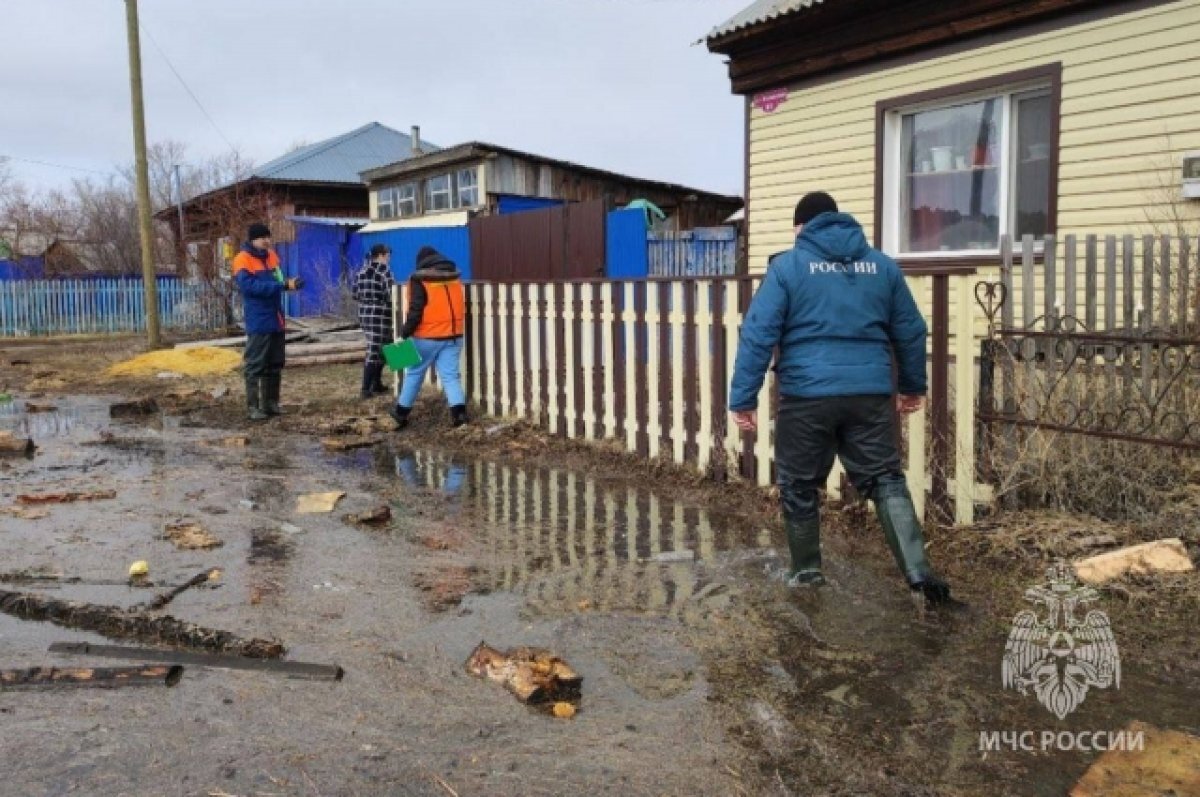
left=49, top=642, right=343, bottom=682
left=0, top=432, right=35, bottom=457
left=286, top=352, right=365, bottom=368
left=0, top=665, right=182, bottom=690
left=0, top=589, right=284, bottom=659
left=286, top=341, right=366, bottom=357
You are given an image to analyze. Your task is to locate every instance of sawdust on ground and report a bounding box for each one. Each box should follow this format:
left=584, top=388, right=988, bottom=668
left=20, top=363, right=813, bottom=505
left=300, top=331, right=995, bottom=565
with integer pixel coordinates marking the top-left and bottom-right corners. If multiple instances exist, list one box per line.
left=107, top=347, right=241, bottom=377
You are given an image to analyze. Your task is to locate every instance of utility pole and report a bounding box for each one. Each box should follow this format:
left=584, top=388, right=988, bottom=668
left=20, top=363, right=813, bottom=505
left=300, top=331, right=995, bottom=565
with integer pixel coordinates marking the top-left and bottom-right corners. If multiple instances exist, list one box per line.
left=124, top=0, right=161, bottom=347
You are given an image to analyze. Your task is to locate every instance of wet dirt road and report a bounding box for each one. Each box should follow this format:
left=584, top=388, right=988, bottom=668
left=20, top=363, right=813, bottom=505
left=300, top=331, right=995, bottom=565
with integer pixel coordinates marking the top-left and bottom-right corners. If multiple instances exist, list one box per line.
left=1, top=395, right=1197, bottom=797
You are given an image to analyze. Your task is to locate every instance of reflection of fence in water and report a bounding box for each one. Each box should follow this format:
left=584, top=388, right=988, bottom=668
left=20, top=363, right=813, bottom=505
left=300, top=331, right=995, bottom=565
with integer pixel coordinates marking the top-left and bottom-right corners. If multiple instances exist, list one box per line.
left=406, top=450, right=772, bottom=616
left=0, top=401, right=101, bottom=439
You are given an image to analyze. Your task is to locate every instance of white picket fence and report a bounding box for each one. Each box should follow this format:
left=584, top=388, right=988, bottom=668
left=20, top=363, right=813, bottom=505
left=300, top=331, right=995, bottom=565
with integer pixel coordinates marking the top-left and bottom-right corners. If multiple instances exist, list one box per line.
left=398, top=273, right=981, bottom=525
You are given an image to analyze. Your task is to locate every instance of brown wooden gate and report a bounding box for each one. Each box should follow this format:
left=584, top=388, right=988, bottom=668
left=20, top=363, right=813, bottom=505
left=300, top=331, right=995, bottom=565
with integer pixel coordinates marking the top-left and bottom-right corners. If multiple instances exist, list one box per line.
left=468, top=200, right=606, bottom=281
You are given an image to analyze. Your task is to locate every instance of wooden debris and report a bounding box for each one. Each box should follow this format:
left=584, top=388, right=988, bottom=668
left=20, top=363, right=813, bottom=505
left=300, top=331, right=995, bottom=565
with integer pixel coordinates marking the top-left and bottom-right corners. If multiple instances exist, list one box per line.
left=0, top=664, right=182, bottom=690
left=464, top=641, right=582, bottom=705
left=321, top=436, right=380, bottom=452
left=49, top=642, right=343, bottom=682
left=0, top=589, right=285, bottom=658
left=24, top=402, right=57, bottom=413
left=0, top=432, right=35, bottom=457
left=203, top=435, right=249, bottom=448
left=109, top=398, right=159, bottom=418
left=0, top=505, right=50, bottom=520
left=552, top=702, right=577, bottom=719
left=163, top=521, right=223, bottom=550
left=286, top=352, right=365, bottom=368
left=296, top=491, right=345, bottom=514
left=143, top=569, right=220, bottom=611
left=343, top=505, right=392, bottom=526
left=16, top=489, right=116, bottom=505
left=1075, top=538, right=1194, bottom=585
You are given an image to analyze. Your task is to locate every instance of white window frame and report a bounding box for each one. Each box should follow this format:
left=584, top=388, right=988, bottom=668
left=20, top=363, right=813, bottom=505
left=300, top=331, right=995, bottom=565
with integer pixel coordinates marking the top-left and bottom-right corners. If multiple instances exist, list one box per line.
left=454, top=167, right=479, bottom=209
left=881, top=79, right=1051, bottom=258
left=396, top=182, right=418, bottom=217
left=424, top=174, right=453, bottom=212
left=377, top=187, right=397, bottom=220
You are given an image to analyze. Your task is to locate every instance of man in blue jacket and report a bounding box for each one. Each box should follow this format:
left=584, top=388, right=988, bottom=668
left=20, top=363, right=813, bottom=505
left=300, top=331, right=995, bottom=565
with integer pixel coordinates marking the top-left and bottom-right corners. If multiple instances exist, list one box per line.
left=232, top=223, right=303, bottom=421
left=729, top=192, right=951, bottom=605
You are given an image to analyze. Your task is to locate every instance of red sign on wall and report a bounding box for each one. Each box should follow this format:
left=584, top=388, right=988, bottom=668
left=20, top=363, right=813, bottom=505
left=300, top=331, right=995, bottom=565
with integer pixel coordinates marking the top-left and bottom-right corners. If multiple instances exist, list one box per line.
left=752, top=88, right=789, bottom=113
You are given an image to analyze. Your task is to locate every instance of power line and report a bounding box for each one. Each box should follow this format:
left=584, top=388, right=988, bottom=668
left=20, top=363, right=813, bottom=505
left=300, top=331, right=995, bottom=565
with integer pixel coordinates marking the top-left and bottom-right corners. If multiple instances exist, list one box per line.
left=135, top=14, right=238, bottom=153
left=1, top=155, right=114, bottom=176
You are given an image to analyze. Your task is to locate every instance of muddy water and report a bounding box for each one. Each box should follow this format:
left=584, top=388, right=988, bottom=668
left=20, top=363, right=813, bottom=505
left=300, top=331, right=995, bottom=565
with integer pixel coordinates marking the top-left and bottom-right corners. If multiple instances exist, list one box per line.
left=1, top=396, right=1197, bottom=797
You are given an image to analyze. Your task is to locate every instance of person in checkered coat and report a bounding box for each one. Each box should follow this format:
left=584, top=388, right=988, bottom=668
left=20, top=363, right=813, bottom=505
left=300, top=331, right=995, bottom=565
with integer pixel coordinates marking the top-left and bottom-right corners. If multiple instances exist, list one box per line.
left=352, top=243, right=396, bottom=399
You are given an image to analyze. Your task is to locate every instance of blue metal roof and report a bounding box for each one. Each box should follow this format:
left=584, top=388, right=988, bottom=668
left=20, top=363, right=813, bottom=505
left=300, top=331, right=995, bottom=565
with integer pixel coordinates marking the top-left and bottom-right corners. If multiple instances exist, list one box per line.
left=252, top=122, right=439, bottom=185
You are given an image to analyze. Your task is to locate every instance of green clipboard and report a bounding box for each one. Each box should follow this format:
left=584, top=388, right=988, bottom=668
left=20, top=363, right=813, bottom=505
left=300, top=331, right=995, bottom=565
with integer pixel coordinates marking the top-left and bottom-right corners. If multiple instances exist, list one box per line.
left=382, top=339, right=422, bottom=372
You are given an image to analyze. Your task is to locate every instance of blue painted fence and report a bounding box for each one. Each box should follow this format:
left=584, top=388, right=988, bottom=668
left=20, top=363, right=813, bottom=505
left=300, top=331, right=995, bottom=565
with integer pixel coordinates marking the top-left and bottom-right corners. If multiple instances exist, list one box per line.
left=355, top=226, right=472, bottom=282
left=0, top=278, right=226, bottom=338
left=648, top=227, right=737, bottom=277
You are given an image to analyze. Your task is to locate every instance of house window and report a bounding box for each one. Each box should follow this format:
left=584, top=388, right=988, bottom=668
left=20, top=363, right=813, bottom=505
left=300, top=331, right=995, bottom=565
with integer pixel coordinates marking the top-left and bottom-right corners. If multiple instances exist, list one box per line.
left=377, top=187, right=397, bottom=220
left=878, top=65, right=1059, bottom=257
left=396, top=182, right=418, bottom=217
left=455, top=168, right=479, bottom=208
left=425, top=174, right=453, bottom=212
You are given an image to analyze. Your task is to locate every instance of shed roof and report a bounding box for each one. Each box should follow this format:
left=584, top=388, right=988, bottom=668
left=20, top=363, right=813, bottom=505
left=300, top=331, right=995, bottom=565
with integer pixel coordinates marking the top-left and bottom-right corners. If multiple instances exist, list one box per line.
left=707, top=0, right=826, bottom=42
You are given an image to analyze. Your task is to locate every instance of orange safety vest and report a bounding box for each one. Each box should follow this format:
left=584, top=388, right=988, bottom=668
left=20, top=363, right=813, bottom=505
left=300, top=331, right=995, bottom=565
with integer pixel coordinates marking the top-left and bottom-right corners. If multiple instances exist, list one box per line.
left=413, top=276, right=465, bottom=339
left=231, top=249, right=281, bottom=277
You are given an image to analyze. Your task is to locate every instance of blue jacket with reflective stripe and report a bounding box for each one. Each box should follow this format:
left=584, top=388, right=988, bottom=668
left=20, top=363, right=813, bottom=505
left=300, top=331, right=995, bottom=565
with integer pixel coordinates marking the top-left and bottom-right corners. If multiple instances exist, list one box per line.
left=728, top=212, right=927, bottom=410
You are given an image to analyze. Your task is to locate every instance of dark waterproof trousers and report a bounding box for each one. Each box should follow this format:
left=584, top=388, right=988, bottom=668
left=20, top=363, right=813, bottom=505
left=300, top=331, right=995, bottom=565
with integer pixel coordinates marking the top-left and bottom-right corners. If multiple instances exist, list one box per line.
left=244, top=332, right=286, bottom=378
left=775, top=393, right=906, bottom=521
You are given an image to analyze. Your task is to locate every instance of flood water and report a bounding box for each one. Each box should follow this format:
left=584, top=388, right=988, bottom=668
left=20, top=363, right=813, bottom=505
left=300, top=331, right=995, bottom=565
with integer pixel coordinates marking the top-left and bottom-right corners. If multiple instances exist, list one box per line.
left=1, top=395, right=1197, bottom=797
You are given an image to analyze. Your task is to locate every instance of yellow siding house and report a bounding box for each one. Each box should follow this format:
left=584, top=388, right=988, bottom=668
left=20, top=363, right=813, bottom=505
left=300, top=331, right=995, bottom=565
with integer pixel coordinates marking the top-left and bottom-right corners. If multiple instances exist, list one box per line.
left=707, top=0, right=1200, bottom=277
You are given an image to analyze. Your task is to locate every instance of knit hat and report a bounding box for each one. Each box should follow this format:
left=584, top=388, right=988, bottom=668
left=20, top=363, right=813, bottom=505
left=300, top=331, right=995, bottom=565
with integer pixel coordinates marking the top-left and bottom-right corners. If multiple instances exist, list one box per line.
left=369, top=243, right=392, bottom=257
left=415, top=245, right=450, bottom=270
left=247, top=222, right=272, bottom=241
left=793, top=192, right=838, bottom=226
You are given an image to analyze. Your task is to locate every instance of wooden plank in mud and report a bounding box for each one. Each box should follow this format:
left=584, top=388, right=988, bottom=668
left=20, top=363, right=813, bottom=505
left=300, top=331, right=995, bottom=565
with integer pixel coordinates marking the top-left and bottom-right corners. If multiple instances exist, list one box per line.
left=48, top=642, right=343, bottom=681
left=0, top=664, right=182, bottom=690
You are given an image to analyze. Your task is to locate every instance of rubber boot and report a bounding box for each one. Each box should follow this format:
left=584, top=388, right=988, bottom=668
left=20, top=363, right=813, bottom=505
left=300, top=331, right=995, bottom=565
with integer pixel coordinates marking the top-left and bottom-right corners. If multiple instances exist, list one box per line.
left=784, top=516, right=824, bottom=586
left=872, top=480, right=952, bottom=605
left=245, top=377, right=268, bottom=422
left=388, top=403, right=411, bottom=430
left=360, top=364, right=375, bottom=400
left=450, top=404, right=469, bottom=427
left=369, top=363, right=390, bottom=396
left=262, top=375, right=284, bottom=417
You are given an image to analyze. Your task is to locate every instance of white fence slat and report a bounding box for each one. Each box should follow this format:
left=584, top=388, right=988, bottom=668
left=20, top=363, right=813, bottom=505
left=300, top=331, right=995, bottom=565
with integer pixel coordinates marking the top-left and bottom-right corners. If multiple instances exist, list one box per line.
left=601, top=284, right=617, bottom=439
left=670, top=281, right=686, bottom=463
left=696, top=282, right=714, bottom=471
left=623, top=282, right=638, bottom=452
left=563, top=285, right=578, bottom=438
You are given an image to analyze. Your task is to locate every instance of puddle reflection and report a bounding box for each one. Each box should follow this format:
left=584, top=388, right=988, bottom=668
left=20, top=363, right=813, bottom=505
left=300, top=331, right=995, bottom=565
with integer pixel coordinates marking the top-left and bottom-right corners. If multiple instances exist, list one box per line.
left=397, top=450, right=774, bottom=617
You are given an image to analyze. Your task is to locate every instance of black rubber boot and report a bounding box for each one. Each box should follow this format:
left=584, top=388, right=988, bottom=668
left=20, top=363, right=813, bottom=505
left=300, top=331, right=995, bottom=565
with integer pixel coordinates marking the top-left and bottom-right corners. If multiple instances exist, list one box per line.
left=369, top=363, right=390, bottom=396
left=360, top=364, right=375, bottom=400
left=450, top=404, right=469, bottom=427
left=262, top=375, right=284, bottom=417
left=245, top=377, right=268, bottom=422
left=784, top=516, right=824, bottom=586
left=871, top=478, right=952, bottom=605
left=388, top=403, right=411, bottom=430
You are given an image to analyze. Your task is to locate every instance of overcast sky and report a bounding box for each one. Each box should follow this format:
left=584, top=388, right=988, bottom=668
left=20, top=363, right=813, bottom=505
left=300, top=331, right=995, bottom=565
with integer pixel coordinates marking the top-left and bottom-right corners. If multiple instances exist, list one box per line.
left=1, top=0, right=748, bottom=196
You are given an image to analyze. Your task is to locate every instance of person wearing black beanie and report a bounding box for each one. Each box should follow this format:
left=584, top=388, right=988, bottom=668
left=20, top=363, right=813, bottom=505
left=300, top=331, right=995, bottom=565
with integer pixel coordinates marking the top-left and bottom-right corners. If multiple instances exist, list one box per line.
left=728, top=192, right=955, bottom=608
left=388, top=245, right=468, bottom=430
left=232, top=222, right=303, bottom=421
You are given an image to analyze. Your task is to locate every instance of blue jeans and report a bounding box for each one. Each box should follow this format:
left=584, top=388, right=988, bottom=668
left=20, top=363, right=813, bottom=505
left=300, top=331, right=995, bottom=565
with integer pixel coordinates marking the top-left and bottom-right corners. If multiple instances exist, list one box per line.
left=397, top=337, right=465, bottom=409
